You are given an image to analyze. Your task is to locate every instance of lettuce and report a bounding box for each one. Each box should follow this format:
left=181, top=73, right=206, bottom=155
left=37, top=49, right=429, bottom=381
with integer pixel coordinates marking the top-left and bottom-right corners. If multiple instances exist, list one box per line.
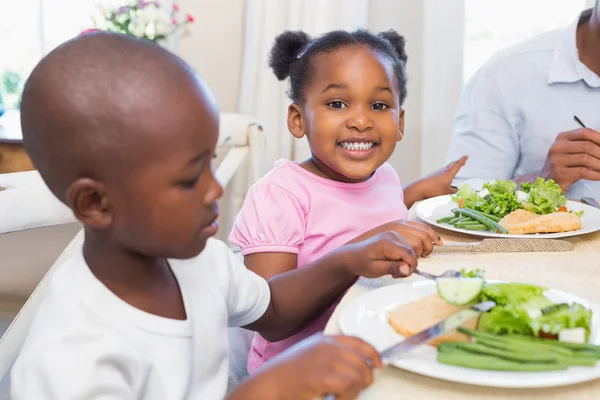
left=474, top=283, right=592, bottom=340
left=460, top=268, right=486, bottom=279
left=521, top=178, right=566, bottom=214
left=530, top=304, right=593, bottom=340
left=486, top=192, right=523, bottom=216
left=452, top=183, right=477, bottom=202
left=478, top=283, right=546, bottom=306
left=452, top=182, right=522, bottom=217
left=483, top=180, right=517, bottom=197
left=478, top=304, right=534, bottom=335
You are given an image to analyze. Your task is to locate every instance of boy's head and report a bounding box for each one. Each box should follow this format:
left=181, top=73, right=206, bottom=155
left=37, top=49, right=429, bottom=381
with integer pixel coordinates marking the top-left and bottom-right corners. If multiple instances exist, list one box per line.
left=269, top=29, right=408, bottom=182
left=21, top=32, right=223, bottom=259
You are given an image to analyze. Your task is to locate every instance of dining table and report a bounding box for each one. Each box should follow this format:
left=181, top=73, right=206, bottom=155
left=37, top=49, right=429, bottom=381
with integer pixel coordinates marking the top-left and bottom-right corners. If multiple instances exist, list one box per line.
left=324, top=204, right=600, bottom=400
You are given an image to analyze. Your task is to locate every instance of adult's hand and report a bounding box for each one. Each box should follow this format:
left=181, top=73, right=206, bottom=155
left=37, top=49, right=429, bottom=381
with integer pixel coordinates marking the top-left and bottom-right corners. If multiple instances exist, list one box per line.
left=538, top=128, right=600, bottom=191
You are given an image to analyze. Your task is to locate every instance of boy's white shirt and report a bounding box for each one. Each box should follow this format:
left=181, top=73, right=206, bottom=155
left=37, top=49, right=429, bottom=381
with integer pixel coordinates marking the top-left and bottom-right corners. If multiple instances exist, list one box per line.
left=10, top=238, right=271, bottom=400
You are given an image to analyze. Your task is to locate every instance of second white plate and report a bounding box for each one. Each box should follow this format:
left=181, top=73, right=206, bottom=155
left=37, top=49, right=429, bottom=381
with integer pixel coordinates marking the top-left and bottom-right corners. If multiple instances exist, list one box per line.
left=415, top=195, right=600, bottom=239
left=339, top=281, right=600, bottom=388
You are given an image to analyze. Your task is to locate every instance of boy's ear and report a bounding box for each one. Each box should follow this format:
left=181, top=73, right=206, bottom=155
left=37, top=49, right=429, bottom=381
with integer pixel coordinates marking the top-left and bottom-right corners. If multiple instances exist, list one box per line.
left=397, top=108, right=405, bottom=142
left=287, top=104, right=306, bottom=139
left=65, top=178, right=114, bottom=230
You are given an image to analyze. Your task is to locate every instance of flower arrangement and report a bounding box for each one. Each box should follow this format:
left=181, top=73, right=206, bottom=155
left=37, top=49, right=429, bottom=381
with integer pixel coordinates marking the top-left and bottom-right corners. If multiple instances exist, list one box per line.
left=84, top=1, right=194, bottom=43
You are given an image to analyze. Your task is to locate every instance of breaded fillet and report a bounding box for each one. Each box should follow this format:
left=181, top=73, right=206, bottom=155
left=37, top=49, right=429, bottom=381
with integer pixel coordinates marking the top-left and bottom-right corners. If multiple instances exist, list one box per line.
left=499, top=209, right=582, bottom=234
left=387, top=294, right=478, bottom=346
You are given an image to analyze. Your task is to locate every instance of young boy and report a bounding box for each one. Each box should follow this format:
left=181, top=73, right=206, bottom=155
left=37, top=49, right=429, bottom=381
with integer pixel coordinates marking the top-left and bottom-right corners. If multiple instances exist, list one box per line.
left=10, top=32, right=423, bottom=399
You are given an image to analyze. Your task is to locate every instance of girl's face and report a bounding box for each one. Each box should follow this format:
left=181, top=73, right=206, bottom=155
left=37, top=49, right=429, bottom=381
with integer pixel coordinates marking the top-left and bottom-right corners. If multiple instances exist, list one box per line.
left=288, top=46, right=404, bottom=183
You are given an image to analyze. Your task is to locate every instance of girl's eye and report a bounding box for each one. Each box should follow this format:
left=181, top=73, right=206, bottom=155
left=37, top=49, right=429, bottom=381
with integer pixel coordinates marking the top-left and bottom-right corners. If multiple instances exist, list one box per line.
left=327, top=100, right=347, bottom=109
left=179, top=178, right=199, bottom=189
left=372, top=102, right=389, bottom=111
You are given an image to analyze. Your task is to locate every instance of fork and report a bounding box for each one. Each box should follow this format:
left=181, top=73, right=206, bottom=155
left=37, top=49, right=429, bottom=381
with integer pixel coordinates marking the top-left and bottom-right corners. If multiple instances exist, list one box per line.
left=414, top=269, right=462, bottom=280
left=582, top=197, right=600, bottom=210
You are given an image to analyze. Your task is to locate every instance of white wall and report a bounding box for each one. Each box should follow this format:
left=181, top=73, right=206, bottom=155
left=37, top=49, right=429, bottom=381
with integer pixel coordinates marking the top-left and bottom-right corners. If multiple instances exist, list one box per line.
left=369, top=0, right=464, bottom=183
left=177, top=0, right=245, bottom=113
left=368, top=0, right=424, bottom=184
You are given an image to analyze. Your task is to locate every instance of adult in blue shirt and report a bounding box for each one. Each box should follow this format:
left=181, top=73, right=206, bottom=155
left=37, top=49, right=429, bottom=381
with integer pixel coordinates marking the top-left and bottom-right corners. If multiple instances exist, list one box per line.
left=447, top=3, right=600, bottom=199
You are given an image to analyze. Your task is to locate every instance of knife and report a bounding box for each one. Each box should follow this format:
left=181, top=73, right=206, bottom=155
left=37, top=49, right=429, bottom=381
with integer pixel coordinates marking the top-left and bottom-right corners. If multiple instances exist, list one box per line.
left=322, top=301, right=496, bottom=400
left=433, top=238, right=573, bottom=253
left=379, top=301, right=496, bottom=364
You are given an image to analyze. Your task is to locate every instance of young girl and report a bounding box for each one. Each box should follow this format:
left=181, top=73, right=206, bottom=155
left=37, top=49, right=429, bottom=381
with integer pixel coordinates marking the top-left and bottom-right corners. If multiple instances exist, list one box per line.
left=229, top=29, right=467, bottom=373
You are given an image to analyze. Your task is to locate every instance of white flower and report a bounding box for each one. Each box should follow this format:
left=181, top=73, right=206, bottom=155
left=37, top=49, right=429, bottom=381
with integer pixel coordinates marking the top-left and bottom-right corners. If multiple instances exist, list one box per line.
left=141, top=5, right=159, bottom=23
left=155, top=22, right=170, bottom=36
left=154, top=13, right=172, bottom=36
left=131, top=19, right=147, bottom=37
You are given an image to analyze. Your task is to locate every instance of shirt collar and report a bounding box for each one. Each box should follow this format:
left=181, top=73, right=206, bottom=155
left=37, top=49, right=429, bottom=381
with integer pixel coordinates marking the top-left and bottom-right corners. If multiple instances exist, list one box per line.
left=548, top=9, right=600, bottom=88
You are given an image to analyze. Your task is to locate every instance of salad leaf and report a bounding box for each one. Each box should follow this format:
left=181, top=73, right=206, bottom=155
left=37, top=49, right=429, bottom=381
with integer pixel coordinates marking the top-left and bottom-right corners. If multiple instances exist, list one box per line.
left=478, top=304, right=534, bottom=335
left=481, top=180, right=523, bottom=217
left=486, top=192, right=523, bottom=217
left=451, top=181, right=523, bottom=218
left=478, top=283, right=546, bottom=306
left=452, top=183, right=477, bottom=202
left=521, top=178, right=566, bottom=214
left=521, top=295, right=554, bottom=312
left=483, top=180, right=517, bottom=197
left=451, top=184, right=488, bottom=212
left=530, top=304, right=593, bottom=340
left=460, top=268, right=486, bottom=279
left=460, top=196, right=494, bottom=214
left=439, top=279, right=593, bottom=341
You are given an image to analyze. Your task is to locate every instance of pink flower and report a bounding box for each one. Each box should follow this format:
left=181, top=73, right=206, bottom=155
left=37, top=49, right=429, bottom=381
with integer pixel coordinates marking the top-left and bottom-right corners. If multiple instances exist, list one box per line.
left=186, top=14, right=194, bottom=23
left=173, top=4, right=180, bottom=11
left=172, top=17, right=177, bottom=25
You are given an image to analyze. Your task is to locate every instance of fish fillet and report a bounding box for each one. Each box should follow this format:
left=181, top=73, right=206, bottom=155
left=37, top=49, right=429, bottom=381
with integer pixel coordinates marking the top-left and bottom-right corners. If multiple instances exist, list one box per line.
left=499, top=209, right=581, bottom=234
left=387, top=294, right=478, bottom=346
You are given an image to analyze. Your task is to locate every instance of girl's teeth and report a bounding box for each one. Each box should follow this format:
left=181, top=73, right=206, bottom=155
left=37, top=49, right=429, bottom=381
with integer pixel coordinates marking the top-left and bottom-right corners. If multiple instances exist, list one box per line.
left=341, top=142, right=374, bottom=151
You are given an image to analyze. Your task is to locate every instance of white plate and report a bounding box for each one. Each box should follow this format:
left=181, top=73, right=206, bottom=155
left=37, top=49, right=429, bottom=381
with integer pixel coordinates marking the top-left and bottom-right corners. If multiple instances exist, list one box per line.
left=415, top=196, right=600, bottom=239
left=339, top=281, right=600, bottom=388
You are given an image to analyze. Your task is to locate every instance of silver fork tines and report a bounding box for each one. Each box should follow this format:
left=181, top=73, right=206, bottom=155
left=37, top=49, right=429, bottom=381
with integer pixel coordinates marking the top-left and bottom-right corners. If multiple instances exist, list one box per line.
left=414, top=269, right=462, bottom=280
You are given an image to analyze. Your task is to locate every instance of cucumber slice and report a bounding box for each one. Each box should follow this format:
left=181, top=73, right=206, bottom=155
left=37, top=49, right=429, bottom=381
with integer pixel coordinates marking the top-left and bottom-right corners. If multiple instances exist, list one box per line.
left=437, top=277, right=484, bottom=306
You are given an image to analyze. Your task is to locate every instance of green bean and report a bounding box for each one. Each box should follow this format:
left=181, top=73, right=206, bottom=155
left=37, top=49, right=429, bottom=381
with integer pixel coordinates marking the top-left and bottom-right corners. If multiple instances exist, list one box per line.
left=456, top=220, right=481, bottom=227
left=436, top=216, right=455, bottom=223
left=437, top=350, right=568, bottom=371
left=463, top=224, right=488, bottom=231
left=438, top=342, right=557, bottom=363
left=473, top=210, right=502, bottom=222
left=507, top=334, right=600, bottom=354
left=459, top=329, right=596, bottom=364
left=452, top=208, right=508, bottom=233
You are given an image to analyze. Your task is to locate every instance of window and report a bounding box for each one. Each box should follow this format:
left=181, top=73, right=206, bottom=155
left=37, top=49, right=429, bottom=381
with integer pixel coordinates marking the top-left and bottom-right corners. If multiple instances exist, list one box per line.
left=463, top=0, right=589, bottom=82
left=0, top=0, right=137, bottom=111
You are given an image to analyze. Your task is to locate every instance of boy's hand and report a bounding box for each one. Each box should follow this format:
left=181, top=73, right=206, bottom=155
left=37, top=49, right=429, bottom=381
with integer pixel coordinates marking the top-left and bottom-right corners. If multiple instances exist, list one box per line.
left=342, top=231, right=419, bottom=278
left=403, top=156, right=468, bottom=207
left=349, top=220, right=442, bottom=259
left=252, top=334, right=381, bottom=400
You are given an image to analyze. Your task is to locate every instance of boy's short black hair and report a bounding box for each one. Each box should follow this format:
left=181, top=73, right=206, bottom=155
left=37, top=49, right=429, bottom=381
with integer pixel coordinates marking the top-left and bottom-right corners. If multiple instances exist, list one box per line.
left=268, top=29, right=408, bottom=105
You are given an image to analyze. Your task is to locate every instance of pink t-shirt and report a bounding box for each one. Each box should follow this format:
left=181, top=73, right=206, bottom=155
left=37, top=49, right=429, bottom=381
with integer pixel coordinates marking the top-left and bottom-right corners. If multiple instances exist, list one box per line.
left=229, top=159, right=409, bottom=373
